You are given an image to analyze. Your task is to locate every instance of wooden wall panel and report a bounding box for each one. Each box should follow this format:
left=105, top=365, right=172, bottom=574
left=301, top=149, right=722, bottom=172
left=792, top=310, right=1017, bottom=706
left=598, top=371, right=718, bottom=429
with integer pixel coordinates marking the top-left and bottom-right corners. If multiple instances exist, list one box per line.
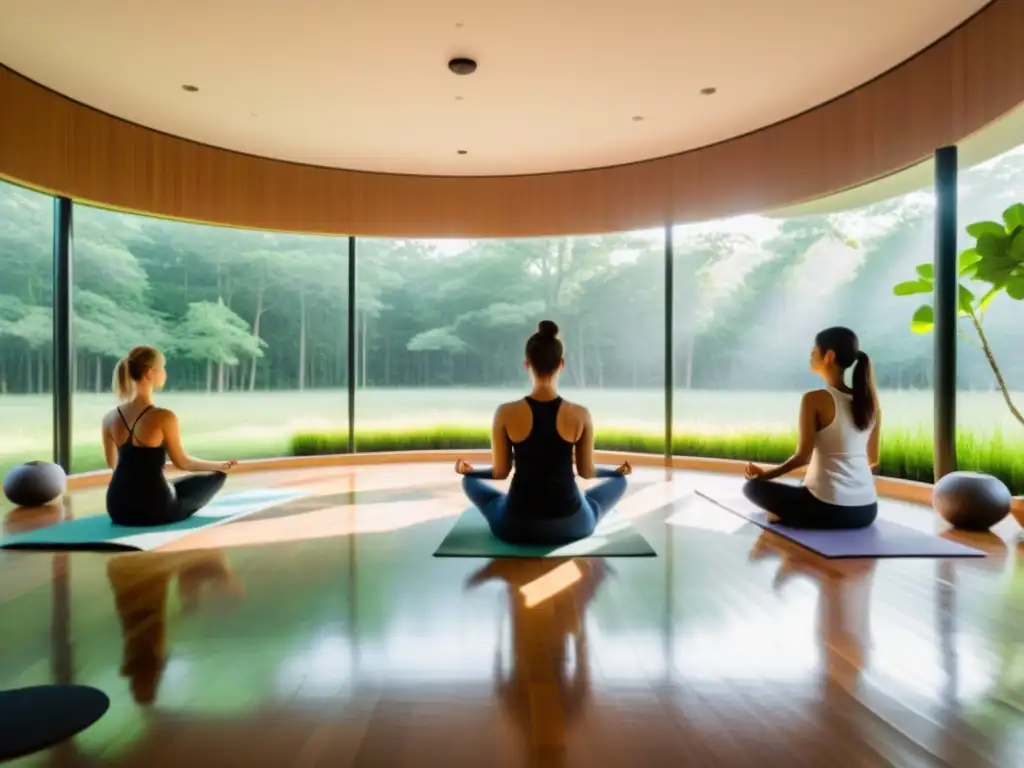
left=1, top=0, right=1023, bottom=238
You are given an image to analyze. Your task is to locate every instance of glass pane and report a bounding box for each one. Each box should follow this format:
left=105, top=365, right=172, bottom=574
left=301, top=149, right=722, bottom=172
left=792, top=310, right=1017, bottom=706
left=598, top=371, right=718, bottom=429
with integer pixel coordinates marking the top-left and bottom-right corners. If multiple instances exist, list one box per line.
left=71, top=205, right=348, bottom=472
left=353, top=232, right=664, bottom=453
left=673, top=164, right=936, bottom=483
left=957, top=141, right=1024, bottom=494
left=0, top=179, right=53, bottom=477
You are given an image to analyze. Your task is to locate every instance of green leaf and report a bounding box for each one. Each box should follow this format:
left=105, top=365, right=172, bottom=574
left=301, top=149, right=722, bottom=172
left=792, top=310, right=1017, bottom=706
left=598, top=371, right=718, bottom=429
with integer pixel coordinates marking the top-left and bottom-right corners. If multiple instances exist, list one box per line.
left=915, top=264, right=934, bottom=280
left=958, top=284, right=975, bottom=315
left=1003, top=203, right=1024, bottom=232
left=893, top=279, right=933, bottom=297
left=976, top=232, right=1009, bottom=259
left=979, top=285, right=1003, bottom=312
left=911, top=304, right=934, bottom=334
left=958, top=249, right=981, bottom=275
left=1006, top=275, right=1024, bottom=301
left=967, top=220, right=1007, bottom=239
left=1011, top=227, right=1024, bottom=261
left=973, top=254, right=1017, bottom=287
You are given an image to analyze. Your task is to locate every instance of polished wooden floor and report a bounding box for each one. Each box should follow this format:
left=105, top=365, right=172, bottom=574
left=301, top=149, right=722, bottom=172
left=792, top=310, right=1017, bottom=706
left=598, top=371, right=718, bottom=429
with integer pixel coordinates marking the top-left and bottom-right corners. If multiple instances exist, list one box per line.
left=1, top=463, right=1022, bottom=767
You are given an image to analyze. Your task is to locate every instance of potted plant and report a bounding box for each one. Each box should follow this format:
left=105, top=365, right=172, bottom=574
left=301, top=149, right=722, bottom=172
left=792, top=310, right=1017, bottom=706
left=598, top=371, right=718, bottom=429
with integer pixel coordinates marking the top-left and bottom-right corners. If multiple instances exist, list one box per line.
left=893, top=202, right=1024, bottom=523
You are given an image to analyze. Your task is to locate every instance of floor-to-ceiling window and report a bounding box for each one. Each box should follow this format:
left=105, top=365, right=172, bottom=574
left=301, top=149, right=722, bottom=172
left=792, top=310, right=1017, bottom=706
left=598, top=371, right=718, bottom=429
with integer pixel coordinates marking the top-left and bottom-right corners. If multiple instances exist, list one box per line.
left=70, top=205, right=348, bottom=472
left=0, top=179, right=53, bottom=479
left=672, top=162, right=939, bottom=484
left=350, top=233, right=665, bottom=453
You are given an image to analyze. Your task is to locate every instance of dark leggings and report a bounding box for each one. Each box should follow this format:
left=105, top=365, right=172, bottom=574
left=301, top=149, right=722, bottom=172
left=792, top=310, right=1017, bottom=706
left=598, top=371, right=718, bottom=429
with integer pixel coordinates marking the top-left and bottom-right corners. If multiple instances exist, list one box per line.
left=462, top=468, right=628, bottom=545
left=110, top=472, right=227, bottom=527
left=742, top=479, right=878, bottom=530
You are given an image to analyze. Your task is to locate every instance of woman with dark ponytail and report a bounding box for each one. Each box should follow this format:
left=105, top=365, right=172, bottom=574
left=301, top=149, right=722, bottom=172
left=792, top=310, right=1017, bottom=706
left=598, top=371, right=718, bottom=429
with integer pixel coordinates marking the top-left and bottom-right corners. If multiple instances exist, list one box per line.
left=101, top=346, right=236, bottom=526
left=455, top=320, right=631, bottom=545
left=743, top=327, right=881, bottom=529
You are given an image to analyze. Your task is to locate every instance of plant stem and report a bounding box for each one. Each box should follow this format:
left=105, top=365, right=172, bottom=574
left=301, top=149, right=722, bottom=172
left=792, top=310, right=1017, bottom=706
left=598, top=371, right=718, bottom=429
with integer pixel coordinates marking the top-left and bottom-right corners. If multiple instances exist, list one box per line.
left=968, top=309, right=1024, bottom=427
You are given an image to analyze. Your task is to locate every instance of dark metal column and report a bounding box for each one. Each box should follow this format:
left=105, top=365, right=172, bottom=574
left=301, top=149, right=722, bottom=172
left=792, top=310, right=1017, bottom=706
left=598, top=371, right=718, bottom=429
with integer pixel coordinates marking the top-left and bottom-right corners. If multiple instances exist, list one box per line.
left=52, top=197, right=73, bottom=473
left=347, top=236, right=357, bottom=454
left=933, top=146, right=958, bottom=479
left=664, top=223, right=674, bottom=464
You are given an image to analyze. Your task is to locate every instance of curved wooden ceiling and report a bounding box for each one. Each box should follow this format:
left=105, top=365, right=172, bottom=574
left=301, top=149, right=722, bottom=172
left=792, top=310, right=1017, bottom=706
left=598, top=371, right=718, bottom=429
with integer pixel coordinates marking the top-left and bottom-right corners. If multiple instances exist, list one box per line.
left=0, top=0, right=1022, bottom=237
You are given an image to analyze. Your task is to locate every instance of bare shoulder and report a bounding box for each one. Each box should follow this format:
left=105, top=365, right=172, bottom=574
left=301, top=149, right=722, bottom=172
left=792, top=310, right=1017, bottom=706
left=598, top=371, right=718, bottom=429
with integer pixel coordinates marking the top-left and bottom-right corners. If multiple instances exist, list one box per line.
left=494, top=400, right=523, bottom=420
left=803, top=389, right=830, bottom=406
left=560, top=398, right=590, bottom=421
left=152, top=406, right=176, bottom=425
left=101, top=408, right=119, bottom=430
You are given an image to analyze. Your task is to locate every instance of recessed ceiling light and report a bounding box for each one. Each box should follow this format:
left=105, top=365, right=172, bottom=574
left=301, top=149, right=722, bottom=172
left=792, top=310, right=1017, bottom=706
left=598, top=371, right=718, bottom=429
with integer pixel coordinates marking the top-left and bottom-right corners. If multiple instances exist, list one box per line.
left=181, top=84, right=199, bottom=92
left=632, top=115, right=644, bottom=122
left=448, top=57, right=477, bottom=75
left=457, top=150, right=468, bottom=155
left=700, top=87, right=717, bottom=96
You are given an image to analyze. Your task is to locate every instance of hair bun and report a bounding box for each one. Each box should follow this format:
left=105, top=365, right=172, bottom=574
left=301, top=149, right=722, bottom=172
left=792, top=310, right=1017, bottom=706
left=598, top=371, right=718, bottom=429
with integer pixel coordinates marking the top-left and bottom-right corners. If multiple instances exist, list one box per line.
left=537, top=320, right=559, bottom=338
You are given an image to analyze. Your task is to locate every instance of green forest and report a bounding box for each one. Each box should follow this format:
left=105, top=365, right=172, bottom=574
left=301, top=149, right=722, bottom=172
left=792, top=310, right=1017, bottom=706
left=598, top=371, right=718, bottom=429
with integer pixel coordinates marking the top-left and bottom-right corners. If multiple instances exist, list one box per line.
left=1, top=148, right=1023, bottom=397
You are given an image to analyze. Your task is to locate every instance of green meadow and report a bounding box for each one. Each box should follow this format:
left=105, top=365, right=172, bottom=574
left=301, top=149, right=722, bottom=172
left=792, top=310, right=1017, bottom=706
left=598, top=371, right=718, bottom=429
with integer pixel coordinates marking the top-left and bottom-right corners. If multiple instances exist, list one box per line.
left=1, top=387, right=1016, bottom=493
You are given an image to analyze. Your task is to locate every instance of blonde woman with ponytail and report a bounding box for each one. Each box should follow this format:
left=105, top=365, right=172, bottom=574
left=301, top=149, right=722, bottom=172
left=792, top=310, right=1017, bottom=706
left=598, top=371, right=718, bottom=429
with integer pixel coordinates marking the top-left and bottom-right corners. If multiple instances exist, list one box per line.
left=743, top=326, right=881, bottom=530
left=101, top=346, right=236, bottom=526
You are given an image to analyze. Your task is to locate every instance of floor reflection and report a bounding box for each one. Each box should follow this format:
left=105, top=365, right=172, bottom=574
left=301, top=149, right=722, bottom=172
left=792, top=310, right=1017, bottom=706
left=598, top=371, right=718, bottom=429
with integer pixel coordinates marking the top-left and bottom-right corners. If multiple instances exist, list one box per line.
left=749, top=531, right=877, bottom=681
left=1, top=463, right=1021, bottom=766
left=107, top=550, right=242, bottom=704
left=465, top=558, right=610, bottom=763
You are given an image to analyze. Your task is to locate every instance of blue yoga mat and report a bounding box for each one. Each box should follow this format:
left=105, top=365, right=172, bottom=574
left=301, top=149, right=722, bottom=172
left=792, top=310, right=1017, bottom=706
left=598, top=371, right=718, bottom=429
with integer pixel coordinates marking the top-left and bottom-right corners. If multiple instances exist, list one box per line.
left=434, top=508, right=656, bottom=558
left=0, top=488, right=308, bottom=552
left=695, top=491, right=985, bottom=559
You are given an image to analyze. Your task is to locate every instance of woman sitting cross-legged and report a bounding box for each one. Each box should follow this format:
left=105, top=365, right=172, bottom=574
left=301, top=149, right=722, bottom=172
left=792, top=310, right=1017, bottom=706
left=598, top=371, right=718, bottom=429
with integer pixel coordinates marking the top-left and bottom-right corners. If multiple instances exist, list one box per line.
left=455, top=320, right=631, bottom=546
left=101, top=346, right=237, bottom=527
left=742, top=326, right=881, bottom=530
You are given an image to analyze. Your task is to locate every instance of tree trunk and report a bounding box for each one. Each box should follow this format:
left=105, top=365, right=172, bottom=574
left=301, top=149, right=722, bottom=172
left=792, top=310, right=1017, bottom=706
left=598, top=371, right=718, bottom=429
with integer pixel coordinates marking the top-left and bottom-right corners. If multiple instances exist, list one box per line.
left=206, top=360, right=213, bottom=393
left=95, top=357, right=102, bottom=393
left=37, top=351, right=44, bottom=394
left=298, top=285, right=307, bottom=391
left=248, top=288, right=264, bottom=392
left=360, top=311, right=368, bottom=388
left=576, top=324, right=587, bottom=388
left=217, top=362, right=225, bottom=393
left=26, top=351, right=33, bottom=394
left=684, top=336, right=696, bottom=390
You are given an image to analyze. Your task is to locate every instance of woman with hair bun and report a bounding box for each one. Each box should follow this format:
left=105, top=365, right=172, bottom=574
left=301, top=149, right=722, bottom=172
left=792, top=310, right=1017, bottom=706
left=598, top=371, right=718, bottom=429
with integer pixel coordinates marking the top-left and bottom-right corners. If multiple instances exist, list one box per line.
left=455, top=320, right=631, bottom=545
left=101, top=346, right=235, bottom=526
left=742, top=326, right=882, bottom=529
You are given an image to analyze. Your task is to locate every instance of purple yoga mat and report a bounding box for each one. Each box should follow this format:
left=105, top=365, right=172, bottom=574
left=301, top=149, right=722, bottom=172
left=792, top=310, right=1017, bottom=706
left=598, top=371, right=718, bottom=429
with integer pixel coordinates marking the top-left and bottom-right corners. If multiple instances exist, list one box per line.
left=695, top=491, right=985, bottom=559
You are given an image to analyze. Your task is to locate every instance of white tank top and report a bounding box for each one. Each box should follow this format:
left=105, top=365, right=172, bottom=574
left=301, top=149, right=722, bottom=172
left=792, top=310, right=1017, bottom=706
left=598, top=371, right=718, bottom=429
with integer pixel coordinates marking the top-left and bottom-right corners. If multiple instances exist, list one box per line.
left=802, top=386, right=877, bottom=507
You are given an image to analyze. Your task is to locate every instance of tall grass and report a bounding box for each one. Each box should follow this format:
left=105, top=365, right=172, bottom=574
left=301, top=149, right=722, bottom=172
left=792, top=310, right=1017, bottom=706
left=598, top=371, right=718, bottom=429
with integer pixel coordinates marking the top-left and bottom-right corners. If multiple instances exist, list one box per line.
left=289, top=425, right=1024, bottom=495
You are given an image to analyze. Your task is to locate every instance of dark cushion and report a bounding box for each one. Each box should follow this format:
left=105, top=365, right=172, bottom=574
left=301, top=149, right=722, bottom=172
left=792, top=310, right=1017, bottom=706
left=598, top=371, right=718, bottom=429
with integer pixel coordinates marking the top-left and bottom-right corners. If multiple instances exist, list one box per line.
left=933, top=471, right=1011, bottom=531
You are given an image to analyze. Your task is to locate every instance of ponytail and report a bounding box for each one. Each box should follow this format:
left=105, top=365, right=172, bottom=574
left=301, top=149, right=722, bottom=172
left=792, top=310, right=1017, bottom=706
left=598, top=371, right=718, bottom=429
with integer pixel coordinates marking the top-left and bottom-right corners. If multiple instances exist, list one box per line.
left=112, top=358, right=133, bottom=402
left=112, top=346, right=162, bottom=402
left=850, top=351, right=877, bottom=431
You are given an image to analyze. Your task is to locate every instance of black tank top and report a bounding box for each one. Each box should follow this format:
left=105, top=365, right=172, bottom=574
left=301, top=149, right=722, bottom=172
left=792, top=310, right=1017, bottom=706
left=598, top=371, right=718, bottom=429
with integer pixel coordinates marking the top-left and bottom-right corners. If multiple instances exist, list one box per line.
left=506, top=397, right=581, bottom=519
left=106, top=406, right=174, bottom=520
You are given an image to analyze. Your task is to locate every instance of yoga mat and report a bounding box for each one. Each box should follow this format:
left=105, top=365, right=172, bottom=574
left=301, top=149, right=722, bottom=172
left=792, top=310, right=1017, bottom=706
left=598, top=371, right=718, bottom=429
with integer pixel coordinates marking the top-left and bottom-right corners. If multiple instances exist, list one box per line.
left=0, top=488, right=309, bottom=552
left=695, top=491, right=985, bottom=559
left=0, top=685, right=109, bottom=760
left=434, top=509, right=656, bottom=558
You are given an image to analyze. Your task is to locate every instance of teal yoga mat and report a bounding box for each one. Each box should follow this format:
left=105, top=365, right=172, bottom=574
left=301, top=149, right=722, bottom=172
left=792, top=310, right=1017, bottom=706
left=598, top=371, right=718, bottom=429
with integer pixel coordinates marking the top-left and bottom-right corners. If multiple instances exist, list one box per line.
left=0, top=488, right=308, bottom=551
left=434, top=509, right=656, bottom=558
